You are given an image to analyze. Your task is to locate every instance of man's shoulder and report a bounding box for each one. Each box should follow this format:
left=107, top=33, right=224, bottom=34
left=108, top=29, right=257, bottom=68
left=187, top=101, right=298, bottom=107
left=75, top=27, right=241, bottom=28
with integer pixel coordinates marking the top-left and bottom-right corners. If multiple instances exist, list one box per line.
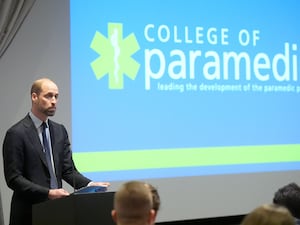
left=7, top=114, right=32, bottom=131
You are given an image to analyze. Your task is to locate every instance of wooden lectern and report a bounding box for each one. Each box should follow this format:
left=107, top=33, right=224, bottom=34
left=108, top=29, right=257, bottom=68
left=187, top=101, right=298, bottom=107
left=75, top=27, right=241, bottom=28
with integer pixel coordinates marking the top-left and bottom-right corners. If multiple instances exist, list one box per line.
left=32, top=192, right=115, bottom=225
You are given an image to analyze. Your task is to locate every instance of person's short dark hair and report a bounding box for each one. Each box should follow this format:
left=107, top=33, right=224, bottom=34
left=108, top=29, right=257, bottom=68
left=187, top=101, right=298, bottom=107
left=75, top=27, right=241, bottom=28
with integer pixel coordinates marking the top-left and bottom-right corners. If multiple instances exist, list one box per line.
left=273, top=182, right=300, bottom=219
left=144, top=183, right=161, bottom=212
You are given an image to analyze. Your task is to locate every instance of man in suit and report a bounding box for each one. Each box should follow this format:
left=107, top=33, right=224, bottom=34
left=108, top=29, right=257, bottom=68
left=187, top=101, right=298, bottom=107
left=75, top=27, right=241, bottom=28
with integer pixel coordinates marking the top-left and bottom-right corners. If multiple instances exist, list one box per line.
left=111, top=181, right=157, bottom=225
left=2, top=78, right=110, bottom=225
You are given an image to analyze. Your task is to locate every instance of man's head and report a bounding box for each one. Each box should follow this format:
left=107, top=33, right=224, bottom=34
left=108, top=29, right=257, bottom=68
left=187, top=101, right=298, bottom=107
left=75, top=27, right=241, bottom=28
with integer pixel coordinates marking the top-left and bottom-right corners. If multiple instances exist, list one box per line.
left=241, top=203, right=295, bottom=225
left=273, top=182, right=300, bottom=219
left=31, top=78, right=59, bottom=121
left=112, top=181, right=156, bottom=225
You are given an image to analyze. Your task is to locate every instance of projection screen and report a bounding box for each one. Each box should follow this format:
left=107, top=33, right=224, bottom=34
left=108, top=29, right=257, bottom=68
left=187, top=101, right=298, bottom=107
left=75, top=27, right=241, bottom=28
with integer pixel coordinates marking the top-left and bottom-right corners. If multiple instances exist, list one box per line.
left=70, top=0, right=300, bottom=222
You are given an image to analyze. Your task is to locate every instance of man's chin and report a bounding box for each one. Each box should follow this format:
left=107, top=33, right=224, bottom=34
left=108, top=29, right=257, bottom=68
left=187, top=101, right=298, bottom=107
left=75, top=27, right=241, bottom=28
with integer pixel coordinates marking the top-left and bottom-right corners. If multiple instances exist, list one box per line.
left=47, top=111, right=56, bottom=116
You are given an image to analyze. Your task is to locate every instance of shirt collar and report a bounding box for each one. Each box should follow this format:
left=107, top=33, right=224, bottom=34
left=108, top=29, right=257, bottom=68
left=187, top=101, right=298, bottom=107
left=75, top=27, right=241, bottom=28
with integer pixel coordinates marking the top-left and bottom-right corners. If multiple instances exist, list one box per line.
left=29, top=111, right=48, bottom=129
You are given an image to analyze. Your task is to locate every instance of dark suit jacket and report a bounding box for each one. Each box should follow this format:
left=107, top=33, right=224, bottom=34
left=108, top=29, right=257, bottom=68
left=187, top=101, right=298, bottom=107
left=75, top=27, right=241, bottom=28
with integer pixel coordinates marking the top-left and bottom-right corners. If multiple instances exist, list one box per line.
left=2, top=114, right=91, bottom=225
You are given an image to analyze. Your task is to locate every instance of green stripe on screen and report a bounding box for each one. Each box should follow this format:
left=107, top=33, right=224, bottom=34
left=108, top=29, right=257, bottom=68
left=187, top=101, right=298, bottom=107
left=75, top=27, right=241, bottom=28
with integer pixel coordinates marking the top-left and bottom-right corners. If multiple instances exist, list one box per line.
left=73, top=144, right=300, bottom=173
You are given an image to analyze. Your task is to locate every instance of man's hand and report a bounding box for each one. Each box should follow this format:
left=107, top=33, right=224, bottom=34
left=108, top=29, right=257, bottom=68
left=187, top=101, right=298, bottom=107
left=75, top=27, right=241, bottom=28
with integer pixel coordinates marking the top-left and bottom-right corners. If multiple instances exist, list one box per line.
left=88, top=181, right=111, bottom=187
left=48, top=188, right=70, bottom=200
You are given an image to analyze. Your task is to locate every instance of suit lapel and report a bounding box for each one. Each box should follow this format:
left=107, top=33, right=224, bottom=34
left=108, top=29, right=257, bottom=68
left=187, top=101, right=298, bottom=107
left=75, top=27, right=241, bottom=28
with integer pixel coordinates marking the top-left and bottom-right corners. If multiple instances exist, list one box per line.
left=24, top=114, right=48, bottom=168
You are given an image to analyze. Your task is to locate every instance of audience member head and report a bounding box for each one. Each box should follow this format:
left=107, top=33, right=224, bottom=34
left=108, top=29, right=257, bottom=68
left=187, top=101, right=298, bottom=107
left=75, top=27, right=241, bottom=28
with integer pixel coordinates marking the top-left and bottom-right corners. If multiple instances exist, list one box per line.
left=144, top=183, right=161, bottom=213
left=273, top=182, right=300, bottom=219
left=240, top=203, right=295, bottom=225
left=112, top=181, right=156, bottom=225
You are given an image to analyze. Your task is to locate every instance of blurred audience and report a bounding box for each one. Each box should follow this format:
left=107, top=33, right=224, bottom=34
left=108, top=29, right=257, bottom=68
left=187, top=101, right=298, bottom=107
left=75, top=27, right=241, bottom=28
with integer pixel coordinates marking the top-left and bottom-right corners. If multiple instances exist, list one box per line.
left=240, top=203, right=295, bottom=225
left=112, top=181, right=158, bottom=225
left=273, top=182, right=300, bottom=224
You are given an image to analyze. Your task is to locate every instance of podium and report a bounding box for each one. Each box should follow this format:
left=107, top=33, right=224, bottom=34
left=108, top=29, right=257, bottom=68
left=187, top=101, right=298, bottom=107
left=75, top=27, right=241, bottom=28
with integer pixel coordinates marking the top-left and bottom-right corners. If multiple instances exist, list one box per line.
left=32, top=191, right=115, bottom=225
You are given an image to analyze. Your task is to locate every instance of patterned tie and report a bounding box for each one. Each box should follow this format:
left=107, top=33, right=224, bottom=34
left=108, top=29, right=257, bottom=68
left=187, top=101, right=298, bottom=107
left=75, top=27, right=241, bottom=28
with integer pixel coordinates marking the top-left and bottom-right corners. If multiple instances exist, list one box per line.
left=41, top=122, right=58, bottom=188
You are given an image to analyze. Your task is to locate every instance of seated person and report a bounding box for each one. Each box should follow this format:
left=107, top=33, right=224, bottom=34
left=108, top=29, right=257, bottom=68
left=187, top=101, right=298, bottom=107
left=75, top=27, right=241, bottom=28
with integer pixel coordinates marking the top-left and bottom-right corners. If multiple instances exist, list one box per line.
left=112, top=181, right=158, bottom=225
left=240, top=203, right=295, bottom=225
left=273, top=182, right=300, bottom=224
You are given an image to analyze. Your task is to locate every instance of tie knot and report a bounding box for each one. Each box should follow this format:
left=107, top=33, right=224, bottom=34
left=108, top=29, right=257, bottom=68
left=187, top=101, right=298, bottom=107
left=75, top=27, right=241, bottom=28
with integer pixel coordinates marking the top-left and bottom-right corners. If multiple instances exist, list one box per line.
left=42, top=122, right=48, bottom=130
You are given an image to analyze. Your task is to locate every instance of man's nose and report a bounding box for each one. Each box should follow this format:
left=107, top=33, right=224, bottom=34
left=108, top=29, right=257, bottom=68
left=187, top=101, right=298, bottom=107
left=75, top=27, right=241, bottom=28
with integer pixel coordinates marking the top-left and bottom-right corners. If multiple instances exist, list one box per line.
left=51, top=96, right=57, bottom=103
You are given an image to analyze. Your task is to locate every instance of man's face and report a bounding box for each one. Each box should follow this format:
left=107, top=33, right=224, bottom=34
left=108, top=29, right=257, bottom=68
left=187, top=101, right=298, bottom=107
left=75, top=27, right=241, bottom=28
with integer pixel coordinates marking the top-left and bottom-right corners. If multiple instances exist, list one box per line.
left=34, top=81, right=59, bottom=117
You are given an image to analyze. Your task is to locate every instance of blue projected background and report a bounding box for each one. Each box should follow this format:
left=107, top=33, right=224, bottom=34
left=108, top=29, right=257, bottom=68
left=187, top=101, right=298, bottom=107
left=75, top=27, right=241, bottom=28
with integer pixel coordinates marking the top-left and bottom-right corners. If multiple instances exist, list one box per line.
left=70, top=0, right=300, bottom=182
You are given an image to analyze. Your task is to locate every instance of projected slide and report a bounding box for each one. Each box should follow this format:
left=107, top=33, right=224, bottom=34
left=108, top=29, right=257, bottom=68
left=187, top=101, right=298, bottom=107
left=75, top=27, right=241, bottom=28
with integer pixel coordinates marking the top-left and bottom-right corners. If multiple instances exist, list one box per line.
left=70, top=0, right=300, bottom=181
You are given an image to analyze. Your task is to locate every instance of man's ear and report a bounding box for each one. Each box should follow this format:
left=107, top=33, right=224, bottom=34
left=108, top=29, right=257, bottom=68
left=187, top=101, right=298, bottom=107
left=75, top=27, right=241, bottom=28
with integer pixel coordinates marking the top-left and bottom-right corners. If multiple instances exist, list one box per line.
left=111, top=209, right=117, bottom=223
left=32, top=93, right=38, bottom=103
left=148, top=209, right=156, bottom=225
